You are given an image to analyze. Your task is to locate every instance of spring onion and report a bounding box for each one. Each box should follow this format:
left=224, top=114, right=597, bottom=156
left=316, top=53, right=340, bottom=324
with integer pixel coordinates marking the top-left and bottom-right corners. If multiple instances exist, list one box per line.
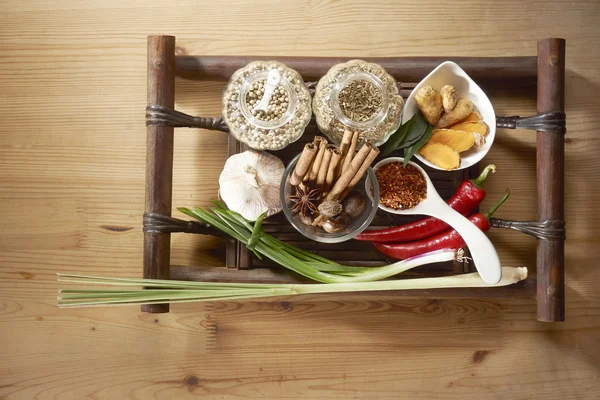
left=176, top=203, right=463, bottom=283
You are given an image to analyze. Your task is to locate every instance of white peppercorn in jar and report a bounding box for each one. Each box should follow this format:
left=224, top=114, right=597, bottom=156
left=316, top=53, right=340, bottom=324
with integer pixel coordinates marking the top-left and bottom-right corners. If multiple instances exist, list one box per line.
left=222, top=61, right=312, bottom=151
left=313, top=60, right=404, bottom=146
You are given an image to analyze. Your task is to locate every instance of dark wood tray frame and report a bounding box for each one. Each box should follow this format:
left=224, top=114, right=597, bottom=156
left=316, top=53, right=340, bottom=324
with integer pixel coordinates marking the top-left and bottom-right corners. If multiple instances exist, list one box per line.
left=143, top=35, right=566, bottom=322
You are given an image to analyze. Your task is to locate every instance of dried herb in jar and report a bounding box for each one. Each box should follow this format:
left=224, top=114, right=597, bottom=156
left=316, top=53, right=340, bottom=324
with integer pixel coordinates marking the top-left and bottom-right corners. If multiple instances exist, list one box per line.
left=338, top=80, right=382, bottom=122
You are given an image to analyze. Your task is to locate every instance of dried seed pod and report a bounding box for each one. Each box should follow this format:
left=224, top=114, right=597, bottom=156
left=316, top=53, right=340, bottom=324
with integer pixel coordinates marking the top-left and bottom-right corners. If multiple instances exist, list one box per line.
left=318, top=201, right=342, bottom=219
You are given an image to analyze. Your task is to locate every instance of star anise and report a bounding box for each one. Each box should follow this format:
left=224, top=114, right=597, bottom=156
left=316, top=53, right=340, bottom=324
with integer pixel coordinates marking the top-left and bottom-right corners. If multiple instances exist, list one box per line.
left=289, top=186, right=320, bottom=216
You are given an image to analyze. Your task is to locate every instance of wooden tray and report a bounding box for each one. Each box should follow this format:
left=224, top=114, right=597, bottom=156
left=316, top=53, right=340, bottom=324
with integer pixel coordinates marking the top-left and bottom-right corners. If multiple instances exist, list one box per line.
left=143, top=36, right=566, bottom=322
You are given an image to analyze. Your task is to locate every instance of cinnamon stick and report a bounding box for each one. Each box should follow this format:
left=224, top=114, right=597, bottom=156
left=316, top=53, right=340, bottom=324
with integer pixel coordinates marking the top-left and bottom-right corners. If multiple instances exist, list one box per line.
left=340, top=131, right=359, bottom=173
left=290, top=142, right=317, bottom=186
left=339, top=129, right=353, bottom=159
left=339, top=145, right=380, bottom=201
left=307, top=136, right=327, bottom=183
left=326, top=142, right=373, bottom=202
left=323, top=147, right=342, bottom=196
left=316, top=145, right=334, bottom=189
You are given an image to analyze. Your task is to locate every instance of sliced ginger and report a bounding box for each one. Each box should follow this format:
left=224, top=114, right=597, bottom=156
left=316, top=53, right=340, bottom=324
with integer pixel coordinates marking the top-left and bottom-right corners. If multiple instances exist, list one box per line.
left=419, top=142, right=460, bottom=170
left=462, top=112, right=482, bottom=123
left=470, top=132, right=486, bottom=147
left=430, top=129, right=476, bottom=153
left=450, top=121, right=490, bottom=136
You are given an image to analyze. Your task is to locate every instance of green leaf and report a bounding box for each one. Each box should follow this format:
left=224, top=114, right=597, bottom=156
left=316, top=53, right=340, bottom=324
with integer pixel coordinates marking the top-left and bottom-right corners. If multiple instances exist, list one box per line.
left=382, top=117, right=412, bottom=156
left=403, top=123, right=433, bottom=167
left=400, top=111, right=428, bottom=148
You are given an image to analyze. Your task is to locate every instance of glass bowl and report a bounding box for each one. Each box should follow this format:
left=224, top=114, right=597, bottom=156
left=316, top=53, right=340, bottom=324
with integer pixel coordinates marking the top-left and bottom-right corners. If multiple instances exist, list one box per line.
left=280, top=153, right=380, bottom=243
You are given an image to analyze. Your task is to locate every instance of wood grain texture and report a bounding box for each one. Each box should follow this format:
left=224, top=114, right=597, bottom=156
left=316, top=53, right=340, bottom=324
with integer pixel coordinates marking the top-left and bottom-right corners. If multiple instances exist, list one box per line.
left=1, top=0, right=599, bottom=399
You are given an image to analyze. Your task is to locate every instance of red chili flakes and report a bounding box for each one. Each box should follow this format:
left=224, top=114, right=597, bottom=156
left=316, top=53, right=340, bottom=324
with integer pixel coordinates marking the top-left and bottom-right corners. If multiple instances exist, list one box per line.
left=376, top=162, right=427, bottom=209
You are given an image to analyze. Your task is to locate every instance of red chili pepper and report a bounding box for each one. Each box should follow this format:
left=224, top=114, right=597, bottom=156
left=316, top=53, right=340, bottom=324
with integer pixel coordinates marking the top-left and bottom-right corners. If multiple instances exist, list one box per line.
left=356, top=164, right=496, bottom=242
left=373, top=190, right=510, bottom=260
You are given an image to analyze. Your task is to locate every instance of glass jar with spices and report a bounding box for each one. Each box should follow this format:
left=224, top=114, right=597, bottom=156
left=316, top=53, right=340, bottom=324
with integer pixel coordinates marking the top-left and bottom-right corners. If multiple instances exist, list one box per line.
left=313, top=60, right=404, bottom=146
left=222, top=61, right=312, bottom=151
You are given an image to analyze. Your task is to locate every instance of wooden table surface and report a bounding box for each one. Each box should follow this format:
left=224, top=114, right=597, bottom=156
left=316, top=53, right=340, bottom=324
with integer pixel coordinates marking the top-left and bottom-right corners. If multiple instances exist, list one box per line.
left=1, top=1, right=599, bottom=399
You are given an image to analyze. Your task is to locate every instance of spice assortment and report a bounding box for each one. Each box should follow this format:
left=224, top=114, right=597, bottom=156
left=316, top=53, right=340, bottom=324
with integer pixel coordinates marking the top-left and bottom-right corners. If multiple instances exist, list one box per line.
left=286, top=131, right=379, bottom=236
left=218, top=61, right=503, bottom=267
left=58, top=41, right=561, bottom=311
left=222, top=61, right=312, bottom=151
left=313, top=60, right=404, bottom=146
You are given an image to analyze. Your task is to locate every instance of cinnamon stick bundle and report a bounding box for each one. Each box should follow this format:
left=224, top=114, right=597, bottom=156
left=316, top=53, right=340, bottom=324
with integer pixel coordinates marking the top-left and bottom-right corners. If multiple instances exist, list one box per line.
left=290, top=142, right=318, bottom=186
left=338, top=129, right=353, bottom=159
left=323, top=147, right=342, bottom=196
left=306, top=136, right=327, bottom=183
left=316, top=145, right=334, bottom=189
left=339, top=145, right=380, bottom=201
left=326, top=142, right=373, bottom=202
left=340, top=131, right=359, bottom=172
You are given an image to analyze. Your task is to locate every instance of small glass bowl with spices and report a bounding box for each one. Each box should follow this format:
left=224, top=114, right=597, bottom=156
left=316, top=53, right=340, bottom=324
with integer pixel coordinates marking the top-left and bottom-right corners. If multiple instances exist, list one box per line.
left=222, top=61, right=312, bottom=151
left=313, top=60, right=404, bottom=147
left=280, top=152, right=380, bottom=243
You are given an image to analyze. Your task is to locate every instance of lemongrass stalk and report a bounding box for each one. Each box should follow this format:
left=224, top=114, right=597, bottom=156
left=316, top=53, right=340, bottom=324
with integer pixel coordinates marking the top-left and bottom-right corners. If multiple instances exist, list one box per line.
left=56, top=274, right=293, bottom=289
left=57, top=267, right=527, bottom=308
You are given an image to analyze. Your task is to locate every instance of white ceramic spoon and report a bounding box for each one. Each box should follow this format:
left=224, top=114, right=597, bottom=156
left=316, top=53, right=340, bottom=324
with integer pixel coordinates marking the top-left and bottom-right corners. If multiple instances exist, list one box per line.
left=374, top=157, right=502, bottom=285
left=253, top=69, right=282, bottom=113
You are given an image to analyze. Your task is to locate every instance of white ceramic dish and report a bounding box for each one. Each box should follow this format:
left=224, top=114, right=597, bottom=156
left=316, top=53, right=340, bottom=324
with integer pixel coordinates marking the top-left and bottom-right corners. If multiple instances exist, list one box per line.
left=403, top=61, right=496, bottom=171
left=373, top=157, right=501, bottom=284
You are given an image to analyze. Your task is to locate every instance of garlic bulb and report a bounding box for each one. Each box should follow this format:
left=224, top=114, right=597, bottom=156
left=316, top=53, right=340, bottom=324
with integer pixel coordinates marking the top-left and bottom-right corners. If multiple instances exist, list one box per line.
left=219, top=150, right=285, bottom=221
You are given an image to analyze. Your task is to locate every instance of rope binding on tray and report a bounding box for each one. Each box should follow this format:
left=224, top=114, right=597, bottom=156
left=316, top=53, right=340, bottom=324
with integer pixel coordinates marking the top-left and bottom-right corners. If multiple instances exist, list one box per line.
left=489, top=218, right=566, bottom=241
left=495, top=112, right=566, bottom=134
left=146, top=105, right=229, bottom=131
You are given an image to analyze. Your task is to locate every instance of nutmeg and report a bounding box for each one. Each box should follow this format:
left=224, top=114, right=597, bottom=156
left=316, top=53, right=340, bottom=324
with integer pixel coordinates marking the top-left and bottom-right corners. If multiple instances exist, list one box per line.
left=322, top=212, right=350, bottom=233
left=318, top=201, right=342, bottom=219
left=342, top=192, right=365, bottom=218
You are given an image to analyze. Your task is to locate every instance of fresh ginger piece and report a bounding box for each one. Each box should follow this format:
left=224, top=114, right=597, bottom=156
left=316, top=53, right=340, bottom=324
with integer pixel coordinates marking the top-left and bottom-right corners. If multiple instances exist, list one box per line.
left=450, top=121, right=490, bottom=136
left=462, top=112, right=482, bottom=123
left=414, top=86, right=443, bottom=126
left=436, top=98, right=474, bottom=128
left=470, top=132, right=486, bottom=147
left=440, top=85, right=457, bottom=112
left=419, top=142, right=460, bottom=170
left=430, top=129, right=476, bottom=153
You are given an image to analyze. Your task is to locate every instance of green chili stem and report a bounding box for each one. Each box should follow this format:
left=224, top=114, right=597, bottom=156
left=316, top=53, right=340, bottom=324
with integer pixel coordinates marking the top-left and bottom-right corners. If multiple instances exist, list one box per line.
left=484, top=189, right=511, bottom=220
left=473, top=164, right=497, bottom=188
